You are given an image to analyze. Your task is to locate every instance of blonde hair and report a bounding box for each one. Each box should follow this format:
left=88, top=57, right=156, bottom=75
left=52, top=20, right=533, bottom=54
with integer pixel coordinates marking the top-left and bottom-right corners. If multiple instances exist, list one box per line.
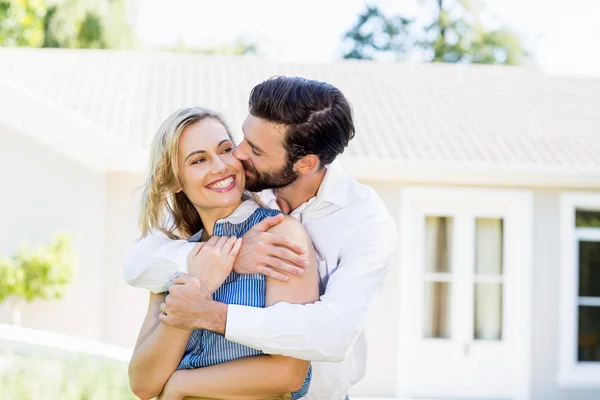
left=139, top=107, right=251, bottom=239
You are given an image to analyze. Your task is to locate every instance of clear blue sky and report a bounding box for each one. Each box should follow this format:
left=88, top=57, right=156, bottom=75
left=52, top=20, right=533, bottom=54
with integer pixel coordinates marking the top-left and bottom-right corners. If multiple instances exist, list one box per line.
left=132, top=0, right=600, bottom=77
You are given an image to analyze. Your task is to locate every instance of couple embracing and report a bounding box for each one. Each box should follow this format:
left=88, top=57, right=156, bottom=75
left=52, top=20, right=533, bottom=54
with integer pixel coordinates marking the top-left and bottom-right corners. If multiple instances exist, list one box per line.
left=124, top=76, right=397, bottom=400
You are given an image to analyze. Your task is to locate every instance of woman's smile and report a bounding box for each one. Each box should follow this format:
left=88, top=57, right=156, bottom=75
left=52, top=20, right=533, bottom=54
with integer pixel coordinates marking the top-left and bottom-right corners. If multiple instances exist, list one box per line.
left=205, top=175, right=237, bottom=192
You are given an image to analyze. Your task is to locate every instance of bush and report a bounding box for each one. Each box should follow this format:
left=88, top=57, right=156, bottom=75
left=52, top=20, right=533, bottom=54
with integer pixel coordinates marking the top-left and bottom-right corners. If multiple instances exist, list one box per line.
left=0, top=234, right=75, bottom=312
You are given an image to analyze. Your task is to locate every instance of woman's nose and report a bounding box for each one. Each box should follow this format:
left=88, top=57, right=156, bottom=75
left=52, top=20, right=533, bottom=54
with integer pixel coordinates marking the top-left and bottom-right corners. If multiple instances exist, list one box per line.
left=211, top=156, right=228, bottom=173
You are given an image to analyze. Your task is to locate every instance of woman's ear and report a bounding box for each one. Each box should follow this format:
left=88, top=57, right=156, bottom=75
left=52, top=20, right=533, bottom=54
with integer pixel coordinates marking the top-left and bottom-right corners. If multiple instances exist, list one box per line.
left=295, top=154, right=320, bottom=175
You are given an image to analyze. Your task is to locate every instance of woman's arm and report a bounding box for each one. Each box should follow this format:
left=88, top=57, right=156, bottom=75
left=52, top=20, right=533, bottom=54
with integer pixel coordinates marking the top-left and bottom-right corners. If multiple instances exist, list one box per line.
left=128, top=292, right=192, bottom=400
left=160, top=216, right=319, bottom=400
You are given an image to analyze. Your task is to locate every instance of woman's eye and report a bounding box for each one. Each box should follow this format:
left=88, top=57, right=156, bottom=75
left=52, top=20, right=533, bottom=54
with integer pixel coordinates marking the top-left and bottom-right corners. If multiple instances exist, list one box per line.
left=192, top=158, right=205, bottom=164
left=222, top=147, right=233, bottom=153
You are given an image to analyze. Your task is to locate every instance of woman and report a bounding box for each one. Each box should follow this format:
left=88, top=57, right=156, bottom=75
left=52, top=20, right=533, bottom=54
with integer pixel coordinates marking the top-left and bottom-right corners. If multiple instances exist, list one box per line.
left=127, top=107, right=319, bottom=400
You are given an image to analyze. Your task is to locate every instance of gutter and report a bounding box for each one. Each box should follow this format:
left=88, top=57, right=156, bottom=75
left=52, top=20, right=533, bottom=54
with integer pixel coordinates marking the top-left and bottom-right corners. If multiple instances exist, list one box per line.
left=340, top=156, right=600, bottom=189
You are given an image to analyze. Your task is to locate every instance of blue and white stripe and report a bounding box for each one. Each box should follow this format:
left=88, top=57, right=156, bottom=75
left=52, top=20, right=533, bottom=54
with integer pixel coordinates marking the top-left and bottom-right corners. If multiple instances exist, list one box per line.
left=177, top=206, right=311, bottom=399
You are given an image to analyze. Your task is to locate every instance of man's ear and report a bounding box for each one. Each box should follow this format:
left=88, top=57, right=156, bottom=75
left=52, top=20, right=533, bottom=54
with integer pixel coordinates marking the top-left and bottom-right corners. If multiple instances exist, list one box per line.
left=295, top=154, right=320, bottom=175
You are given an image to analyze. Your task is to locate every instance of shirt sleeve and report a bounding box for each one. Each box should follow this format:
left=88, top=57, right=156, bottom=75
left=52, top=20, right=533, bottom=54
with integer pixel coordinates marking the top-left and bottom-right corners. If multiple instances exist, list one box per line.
left=225, top=208, right=398, bottom=362
left=122, top=230, right=197, bottom=293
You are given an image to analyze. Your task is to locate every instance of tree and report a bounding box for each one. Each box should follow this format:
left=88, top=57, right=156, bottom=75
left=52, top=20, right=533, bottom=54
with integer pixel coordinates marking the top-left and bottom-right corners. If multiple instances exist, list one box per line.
left=0, top=0, right=47, bottom=47
left=0, top=0, right=135, bottom=49
left=42, top=0, right=135, bottom=49
left=341, top=0, right=527, bottom=65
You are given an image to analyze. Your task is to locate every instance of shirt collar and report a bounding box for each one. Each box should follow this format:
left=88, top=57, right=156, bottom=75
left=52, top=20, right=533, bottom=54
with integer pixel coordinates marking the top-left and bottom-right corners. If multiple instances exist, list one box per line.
left=188, top=200, right=259, bottom=242
left=314, top=160, right=351, bottom=208
left=259, top=160, right=351, bottom=211
left=215, top=200, right=260, bottom=224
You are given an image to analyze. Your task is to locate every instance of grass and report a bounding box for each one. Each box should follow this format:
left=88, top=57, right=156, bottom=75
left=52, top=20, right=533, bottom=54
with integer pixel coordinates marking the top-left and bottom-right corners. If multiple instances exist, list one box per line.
left=0, top=349, right=136, bottom=400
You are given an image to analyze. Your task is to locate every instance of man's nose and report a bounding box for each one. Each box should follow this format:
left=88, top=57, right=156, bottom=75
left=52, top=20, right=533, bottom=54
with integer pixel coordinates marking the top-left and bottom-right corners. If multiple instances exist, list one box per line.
left=233, top=141, right=249, bottom=160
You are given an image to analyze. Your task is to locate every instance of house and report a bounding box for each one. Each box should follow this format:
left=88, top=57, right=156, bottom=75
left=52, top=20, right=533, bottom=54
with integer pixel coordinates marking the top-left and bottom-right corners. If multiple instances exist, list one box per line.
left=0, top=47, right=599, bottom=400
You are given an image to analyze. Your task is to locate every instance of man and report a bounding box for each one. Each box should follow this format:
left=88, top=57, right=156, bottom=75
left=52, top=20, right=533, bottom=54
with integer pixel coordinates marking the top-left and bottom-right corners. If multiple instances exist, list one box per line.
left=124, top=76, right=397, bottom=399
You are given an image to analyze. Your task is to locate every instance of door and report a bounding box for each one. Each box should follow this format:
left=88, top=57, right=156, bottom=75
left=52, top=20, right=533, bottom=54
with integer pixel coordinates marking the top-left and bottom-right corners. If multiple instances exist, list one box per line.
left=399, top=187, right=532, bottom=400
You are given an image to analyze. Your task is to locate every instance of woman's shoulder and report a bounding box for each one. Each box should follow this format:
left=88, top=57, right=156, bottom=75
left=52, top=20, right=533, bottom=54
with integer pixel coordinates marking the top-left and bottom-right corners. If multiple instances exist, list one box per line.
left=248, top=206, right=284, bottom=223
left=266, top=214, right=308, bottom=240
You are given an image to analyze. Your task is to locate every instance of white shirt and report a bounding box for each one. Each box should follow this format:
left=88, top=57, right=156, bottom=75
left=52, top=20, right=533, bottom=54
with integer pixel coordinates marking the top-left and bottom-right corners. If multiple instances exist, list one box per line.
left=123, top=161, right=398, bottom=400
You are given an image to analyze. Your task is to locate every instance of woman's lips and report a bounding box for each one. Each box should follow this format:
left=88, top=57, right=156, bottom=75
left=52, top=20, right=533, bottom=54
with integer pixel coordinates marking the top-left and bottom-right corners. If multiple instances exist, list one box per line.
left=206, top=175, right=236, bottom=192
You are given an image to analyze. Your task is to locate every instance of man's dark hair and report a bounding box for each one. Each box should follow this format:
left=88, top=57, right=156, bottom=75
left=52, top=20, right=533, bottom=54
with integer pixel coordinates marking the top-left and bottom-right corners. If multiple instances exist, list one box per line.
left=248, top=76, right=355, bottom=166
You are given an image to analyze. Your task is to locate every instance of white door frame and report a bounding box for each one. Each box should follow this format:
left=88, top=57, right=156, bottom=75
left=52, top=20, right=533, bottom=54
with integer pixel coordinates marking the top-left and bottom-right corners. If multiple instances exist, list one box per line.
left=396, top=186, right=534, bottom=400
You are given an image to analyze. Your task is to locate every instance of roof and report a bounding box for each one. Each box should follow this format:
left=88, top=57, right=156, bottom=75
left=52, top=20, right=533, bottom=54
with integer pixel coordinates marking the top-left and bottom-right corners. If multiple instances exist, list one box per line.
left=1, top=47, right=599, bottom=184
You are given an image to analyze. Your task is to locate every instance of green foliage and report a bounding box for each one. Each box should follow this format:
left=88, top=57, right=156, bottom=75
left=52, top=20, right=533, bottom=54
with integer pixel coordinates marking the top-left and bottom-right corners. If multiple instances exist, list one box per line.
left=0, top=258, right=21, bottom=303
left=0, top=0, right=47, bottom=46
left=341, top=5, right=413, bottom=60
left=0, top=234, right=75, bottom=304
left=0, top=349, right=135, bottom=399
left=342, top=0, right=527, bottom=65
left=1, top=0, right=135, bottom=49
left=42, top=0, right=134, bottom=49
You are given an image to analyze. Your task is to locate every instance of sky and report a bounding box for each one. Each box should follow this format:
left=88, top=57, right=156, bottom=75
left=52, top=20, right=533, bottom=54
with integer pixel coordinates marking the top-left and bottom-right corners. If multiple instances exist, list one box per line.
left=132, top=0, right=600, bottom=77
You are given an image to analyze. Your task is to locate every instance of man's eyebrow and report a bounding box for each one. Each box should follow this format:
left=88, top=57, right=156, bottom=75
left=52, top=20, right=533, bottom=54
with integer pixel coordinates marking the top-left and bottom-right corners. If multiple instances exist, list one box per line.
left=245, top=138, right=264, bottom=153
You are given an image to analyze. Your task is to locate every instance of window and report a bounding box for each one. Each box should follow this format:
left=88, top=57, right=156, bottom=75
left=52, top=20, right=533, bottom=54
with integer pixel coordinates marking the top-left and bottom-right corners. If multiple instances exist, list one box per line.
left=575, top=211, right=600, bottom=362
left=558, top=193, right=600, bottom=388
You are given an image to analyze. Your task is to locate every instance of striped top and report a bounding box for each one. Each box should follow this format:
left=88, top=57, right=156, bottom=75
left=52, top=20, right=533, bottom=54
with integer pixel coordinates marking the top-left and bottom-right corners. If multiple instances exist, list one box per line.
left=175, top=200, right=311, bottom=399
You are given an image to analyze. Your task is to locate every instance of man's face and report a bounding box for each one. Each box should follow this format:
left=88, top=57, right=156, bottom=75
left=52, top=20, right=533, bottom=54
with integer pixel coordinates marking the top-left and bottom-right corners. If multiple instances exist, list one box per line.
left=233, top=114, right=299, bottom=192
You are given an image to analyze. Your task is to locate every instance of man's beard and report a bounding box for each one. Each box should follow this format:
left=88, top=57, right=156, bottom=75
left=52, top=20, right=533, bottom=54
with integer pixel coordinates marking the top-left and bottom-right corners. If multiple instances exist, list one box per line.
left=242, top=158, right=299, bottom=192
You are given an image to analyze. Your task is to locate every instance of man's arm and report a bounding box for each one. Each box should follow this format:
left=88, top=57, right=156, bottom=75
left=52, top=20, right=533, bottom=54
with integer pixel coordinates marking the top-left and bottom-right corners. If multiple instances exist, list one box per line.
left=225, top=211, right=397, bottom=362
left=122, top=230, right=195, bottom=293
left=122, top=215, right=307, bottom=293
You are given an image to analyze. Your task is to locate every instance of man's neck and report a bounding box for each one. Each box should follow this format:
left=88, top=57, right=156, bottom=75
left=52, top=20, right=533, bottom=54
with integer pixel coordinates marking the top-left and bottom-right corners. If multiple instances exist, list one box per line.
left=274, top=167, right=327, bottom=214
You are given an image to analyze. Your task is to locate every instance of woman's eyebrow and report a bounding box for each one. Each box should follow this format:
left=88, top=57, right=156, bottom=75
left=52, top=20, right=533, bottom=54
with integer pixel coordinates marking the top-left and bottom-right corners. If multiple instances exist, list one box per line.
left=184, top=140, right=231, bottom=161
left=185, top=149, right=205, bottom=162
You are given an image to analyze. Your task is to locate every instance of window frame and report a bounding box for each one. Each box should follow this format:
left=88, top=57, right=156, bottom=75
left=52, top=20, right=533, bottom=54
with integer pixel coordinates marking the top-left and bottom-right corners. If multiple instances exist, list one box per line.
left=558, top=192, right=600, bottom=388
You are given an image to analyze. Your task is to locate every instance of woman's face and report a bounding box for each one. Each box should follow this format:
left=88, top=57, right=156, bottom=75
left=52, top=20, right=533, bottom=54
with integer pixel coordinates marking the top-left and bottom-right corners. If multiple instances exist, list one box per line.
left=176, top=118, right=245, bottom=213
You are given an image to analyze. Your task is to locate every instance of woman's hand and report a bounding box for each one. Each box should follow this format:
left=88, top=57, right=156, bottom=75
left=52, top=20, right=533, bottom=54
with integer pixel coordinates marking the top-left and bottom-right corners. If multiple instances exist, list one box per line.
left=157, top=371, right=184, bottom=400
left=187, top=235, right=242, bottom=293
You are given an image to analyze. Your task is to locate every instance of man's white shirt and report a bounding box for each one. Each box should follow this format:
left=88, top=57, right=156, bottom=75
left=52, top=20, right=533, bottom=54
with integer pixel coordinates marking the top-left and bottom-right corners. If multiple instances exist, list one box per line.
left=123, top=161, right=397, bottom=400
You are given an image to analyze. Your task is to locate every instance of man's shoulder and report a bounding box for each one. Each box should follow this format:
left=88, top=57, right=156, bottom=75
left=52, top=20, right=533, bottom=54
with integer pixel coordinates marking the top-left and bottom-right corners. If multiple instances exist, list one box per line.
left=343, top=176, right=389, bottom=216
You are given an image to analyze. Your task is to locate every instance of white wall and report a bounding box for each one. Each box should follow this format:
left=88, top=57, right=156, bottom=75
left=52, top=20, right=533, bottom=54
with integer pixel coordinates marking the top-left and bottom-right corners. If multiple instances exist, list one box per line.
left=530, top=190, right=599, bottom=400
left=349, top=181, right=402, bottom=397
left=103, top=172, right=148, bottom=348
left=0, top=126, right=106, bottom=340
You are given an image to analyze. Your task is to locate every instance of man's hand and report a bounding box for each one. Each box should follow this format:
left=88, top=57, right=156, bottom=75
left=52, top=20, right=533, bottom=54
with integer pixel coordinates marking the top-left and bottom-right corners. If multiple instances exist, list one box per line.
left=187, top=235, right=242, bottom=293
left=234, top=213, right=308, bottom=281
left=158, top=274, right=227, bottom=334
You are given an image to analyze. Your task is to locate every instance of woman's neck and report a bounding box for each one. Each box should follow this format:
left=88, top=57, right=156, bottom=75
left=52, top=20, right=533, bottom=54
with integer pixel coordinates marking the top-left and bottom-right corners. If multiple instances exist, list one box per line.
left=195, top=200, right=243, bottom=240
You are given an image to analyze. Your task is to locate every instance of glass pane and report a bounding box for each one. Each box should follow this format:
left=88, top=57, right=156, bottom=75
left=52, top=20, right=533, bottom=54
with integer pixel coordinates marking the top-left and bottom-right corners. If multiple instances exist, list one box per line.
left=474, top=283, right=503, bottom=340
left=425, top=216, right=453, bottom=273
left=579, top=241, right=600, bottom=297
left=578, top=306, right=600, bottom=362
left=475, top=218, right=504, bottom=275
left=576, top=210, right=600, bottom=228
left=423, top=282, right=451, bottom=338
